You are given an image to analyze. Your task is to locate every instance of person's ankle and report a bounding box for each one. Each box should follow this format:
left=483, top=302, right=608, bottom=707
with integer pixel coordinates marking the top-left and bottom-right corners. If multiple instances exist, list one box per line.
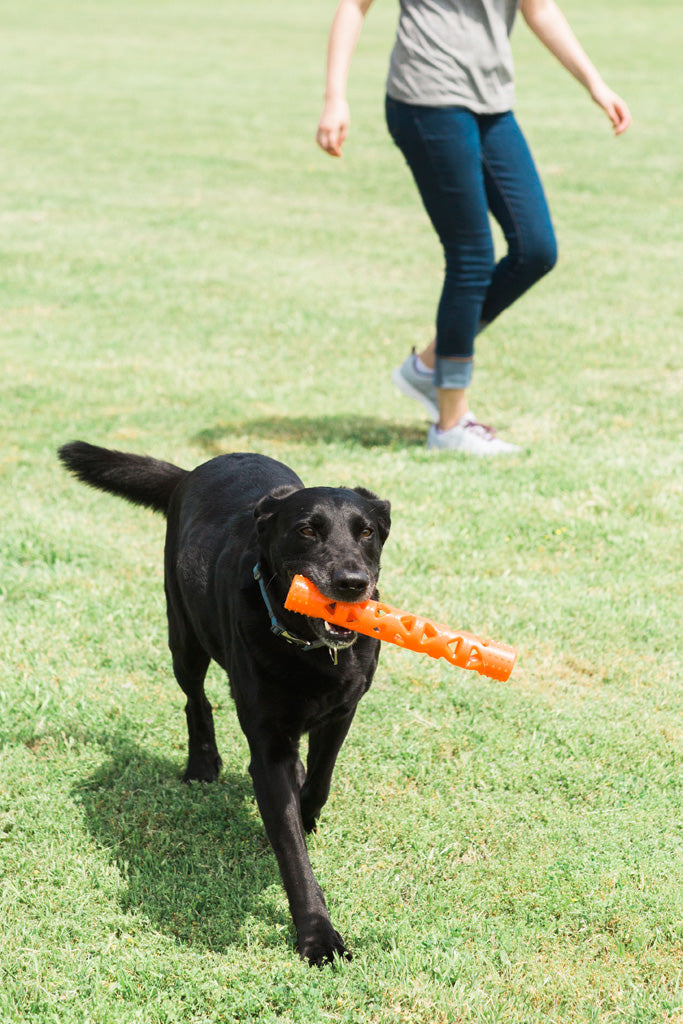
left=437, top=407, right=469, bottom=432
left=436, top=386, right=468, bottom=429
left=413, top=352, right=433, bottom=376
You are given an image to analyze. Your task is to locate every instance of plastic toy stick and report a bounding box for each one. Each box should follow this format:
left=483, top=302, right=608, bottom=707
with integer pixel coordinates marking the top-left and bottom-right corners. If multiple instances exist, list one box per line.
left=285, top=575, right=516, bottom=682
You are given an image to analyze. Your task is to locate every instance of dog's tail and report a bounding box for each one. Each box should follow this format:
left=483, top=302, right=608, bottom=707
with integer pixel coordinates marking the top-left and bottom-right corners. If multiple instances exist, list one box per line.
left=58, top=440, right=188, bottom=515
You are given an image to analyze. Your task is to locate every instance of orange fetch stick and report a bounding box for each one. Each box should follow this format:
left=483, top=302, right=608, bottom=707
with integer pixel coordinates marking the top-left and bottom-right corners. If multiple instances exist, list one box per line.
left=285, top=575, right=516, bottom=682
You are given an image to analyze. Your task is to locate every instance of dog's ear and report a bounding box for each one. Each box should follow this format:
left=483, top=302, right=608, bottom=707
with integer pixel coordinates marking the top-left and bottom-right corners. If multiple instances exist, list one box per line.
left=253, top=485, right=301, bottom=536
left=353, top=487, right=391, bottom=545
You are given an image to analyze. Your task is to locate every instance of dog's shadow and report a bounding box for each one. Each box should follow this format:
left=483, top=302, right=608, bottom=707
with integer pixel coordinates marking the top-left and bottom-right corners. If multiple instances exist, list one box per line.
left=74, top=734, right=290, bottom=952
left=193, top=415, right=425, bottom=454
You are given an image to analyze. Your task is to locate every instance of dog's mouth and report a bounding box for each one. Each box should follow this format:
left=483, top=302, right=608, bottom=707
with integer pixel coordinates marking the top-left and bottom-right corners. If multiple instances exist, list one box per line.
left=280, top=567, right=375, bottom=652
left=309, top=616, right=358, bottom=650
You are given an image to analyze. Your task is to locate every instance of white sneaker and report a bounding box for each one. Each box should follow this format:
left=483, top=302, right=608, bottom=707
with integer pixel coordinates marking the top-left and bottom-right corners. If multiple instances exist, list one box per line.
left=391, top=349, right=439, bottom=420
left=427, top=412, right=522, bottom=456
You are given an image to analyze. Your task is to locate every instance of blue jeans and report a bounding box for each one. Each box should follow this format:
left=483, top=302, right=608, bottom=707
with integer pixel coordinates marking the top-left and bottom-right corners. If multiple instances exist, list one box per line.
left=385, top=96, right=558, bottom=388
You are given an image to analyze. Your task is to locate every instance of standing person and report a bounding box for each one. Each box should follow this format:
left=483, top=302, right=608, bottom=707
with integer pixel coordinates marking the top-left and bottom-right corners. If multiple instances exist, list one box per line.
left=316, top=0, right=631, bottom=455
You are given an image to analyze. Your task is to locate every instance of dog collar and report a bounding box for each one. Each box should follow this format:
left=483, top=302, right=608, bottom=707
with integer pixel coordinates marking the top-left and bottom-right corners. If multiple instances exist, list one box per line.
left=253, top=563, right=329, bottom=654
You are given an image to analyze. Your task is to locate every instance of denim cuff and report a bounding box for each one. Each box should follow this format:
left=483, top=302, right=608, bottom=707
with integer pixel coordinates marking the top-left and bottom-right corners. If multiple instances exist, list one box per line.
left=434, top=356, right=473, bottom=389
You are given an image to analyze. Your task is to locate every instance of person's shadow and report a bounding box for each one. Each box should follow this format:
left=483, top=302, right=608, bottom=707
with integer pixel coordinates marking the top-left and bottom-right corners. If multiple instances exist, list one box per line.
left=193, top=415, right=425, bottom=455
left=74, top=730, right=291, bottom=952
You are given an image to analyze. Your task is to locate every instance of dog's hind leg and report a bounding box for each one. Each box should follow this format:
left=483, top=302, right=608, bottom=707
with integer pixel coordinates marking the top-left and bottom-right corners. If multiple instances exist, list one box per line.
left=300, top=710, right=356, bottom=834
left=174, top=648, right=222, bottom=783
left=168, top=619, right=222, bottom=782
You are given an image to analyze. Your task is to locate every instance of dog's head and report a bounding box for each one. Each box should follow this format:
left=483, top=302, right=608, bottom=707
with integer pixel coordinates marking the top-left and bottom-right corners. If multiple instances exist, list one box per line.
left=254, top=484, right=391, bottom=650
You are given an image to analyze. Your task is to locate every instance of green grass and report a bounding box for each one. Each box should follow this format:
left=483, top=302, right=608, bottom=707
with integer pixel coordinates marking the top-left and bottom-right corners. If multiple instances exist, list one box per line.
left=2, top=0, right=682, bottom=1020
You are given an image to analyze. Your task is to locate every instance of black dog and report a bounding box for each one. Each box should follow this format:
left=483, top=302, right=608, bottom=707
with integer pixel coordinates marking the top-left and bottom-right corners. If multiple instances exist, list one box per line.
left=58, top=442, right=390, bottom=966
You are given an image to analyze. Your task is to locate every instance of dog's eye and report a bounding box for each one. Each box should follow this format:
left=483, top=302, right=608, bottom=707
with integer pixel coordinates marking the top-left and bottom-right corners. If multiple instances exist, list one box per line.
left=299, top=525, right=317, bottom=538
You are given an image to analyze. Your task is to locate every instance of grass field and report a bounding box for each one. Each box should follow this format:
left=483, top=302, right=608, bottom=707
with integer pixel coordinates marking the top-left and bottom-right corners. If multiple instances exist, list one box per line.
left=2, top=1, right=682, bottom=1021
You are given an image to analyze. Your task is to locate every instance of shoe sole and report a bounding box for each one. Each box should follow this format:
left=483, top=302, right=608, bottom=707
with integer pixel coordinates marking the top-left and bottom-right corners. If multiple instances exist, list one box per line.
left=427, top=426, right=522, bottom=455
left=427, top=436, right=522, bottom=455
left=391, top=368, right=439, bottom=421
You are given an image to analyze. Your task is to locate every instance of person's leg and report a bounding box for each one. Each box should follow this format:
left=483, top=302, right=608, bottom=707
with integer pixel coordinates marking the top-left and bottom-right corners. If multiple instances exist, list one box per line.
left=479, top=111, right=558, bottom=326
left=416, top=113, right=557, bottom=353
left=385, top=97, right=494, bottom=427
left=386, top=98, right=522, bottom=453
left=432, top=110, right=556, bottom=445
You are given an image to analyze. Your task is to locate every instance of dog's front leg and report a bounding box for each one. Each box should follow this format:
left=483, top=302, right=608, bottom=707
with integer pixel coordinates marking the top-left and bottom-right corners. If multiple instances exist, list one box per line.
left=300, top=709, right=356, bottom=833
left=247, top=739, right=350, bottom=966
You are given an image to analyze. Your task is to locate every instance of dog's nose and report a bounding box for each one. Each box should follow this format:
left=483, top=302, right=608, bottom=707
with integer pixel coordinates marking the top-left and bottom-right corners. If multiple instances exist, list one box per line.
left=331, top=569, right=370, bottom=602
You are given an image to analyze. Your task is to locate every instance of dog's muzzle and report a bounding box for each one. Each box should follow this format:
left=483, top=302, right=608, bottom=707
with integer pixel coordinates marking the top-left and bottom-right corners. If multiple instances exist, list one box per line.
left=253, top=563, right=357, bottom=658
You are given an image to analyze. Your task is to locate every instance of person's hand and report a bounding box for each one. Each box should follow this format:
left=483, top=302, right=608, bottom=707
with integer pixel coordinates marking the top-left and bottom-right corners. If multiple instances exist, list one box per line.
left=591, top=82, right=632, bottom=135
left=316, top=97, right=350, bottom=157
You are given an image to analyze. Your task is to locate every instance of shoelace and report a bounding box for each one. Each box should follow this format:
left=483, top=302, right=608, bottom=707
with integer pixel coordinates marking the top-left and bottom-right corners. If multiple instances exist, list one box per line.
left=464, top=418, right=496, bottom=439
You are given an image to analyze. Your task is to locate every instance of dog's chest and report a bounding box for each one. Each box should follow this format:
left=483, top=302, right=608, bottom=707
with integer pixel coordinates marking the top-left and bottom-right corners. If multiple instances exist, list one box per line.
left=270, top=655, right=374, bottom=735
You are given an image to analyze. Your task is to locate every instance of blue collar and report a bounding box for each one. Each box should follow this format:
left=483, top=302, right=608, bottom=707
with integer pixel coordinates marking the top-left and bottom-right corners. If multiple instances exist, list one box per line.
left=253, top=563, right=328, bottom=653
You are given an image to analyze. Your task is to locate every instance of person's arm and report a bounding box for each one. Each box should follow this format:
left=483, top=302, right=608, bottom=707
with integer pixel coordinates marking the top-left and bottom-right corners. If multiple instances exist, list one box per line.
left=520, top=0, right=631, bottom=135
left=316, top=0, right=375, bottom=157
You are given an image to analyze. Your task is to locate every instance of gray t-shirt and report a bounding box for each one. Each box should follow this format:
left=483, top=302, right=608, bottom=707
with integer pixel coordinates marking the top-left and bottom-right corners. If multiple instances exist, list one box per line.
left=386, top=0, right=520, bottom=113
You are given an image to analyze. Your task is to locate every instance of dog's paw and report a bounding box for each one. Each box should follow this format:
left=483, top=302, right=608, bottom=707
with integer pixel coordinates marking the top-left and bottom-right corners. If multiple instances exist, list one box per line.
left=301, top=810, right=318, bottom=834
left=182, top=752, right=222, bottom=783
left=299, top=791, right=322, bottom=833
left=298, top=925, right=351, bottom=968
